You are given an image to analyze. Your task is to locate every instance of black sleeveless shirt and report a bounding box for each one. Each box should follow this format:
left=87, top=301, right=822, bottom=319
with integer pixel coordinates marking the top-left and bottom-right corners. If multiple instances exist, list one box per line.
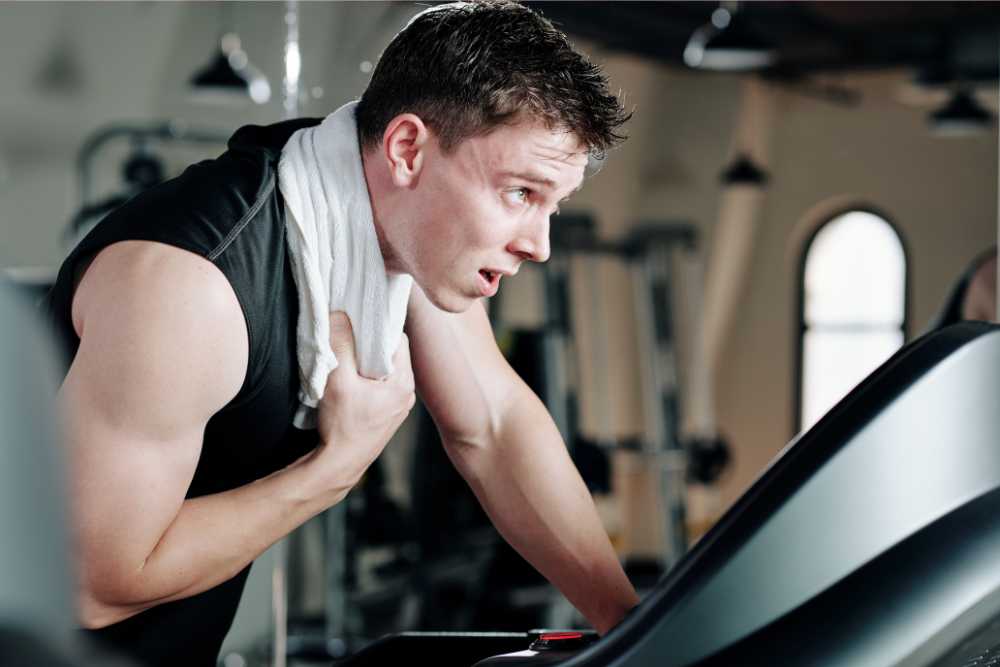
left=44, top=118, right=323, bottom=666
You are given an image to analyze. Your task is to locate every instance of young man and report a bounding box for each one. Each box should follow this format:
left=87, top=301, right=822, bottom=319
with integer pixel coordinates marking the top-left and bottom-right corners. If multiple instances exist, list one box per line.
left=45, top=2, right=639, bottom=665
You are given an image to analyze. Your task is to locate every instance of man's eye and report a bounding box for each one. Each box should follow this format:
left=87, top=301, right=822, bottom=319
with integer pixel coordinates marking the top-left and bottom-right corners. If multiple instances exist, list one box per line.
left=504, top=188, right=529, bottom=205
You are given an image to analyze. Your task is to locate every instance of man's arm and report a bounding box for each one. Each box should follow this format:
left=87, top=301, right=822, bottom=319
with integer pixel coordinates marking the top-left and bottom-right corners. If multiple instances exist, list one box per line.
left=406, top=286, right=639, bottom=634
left=64, top=241, right=412, bottom=628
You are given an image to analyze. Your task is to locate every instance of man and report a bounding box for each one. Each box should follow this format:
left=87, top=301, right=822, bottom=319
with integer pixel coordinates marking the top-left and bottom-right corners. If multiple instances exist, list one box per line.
left=45, top=2, right=639, bottom=665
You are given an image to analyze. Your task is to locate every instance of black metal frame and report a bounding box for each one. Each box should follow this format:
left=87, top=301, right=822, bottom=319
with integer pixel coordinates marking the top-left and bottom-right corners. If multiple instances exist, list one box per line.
left=792, top=204, right=911, bottom=437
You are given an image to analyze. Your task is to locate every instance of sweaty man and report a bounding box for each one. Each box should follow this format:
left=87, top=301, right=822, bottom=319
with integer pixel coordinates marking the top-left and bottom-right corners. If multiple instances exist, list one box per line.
left=44, top=2, right=640, bottom=665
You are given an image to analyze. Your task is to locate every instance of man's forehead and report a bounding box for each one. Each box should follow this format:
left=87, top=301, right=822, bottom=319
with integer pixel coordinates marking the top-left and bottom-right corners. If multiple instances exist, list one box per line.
left=484, top=126, right=586, bottom=178
left=479, top=117, right=586, bottom=155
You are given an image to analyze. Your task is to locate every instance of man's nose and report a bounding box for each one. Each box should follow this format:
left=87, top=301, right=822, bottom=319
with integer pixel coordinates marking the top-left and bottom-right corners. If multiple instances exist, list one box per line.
left=508, top=214, right=551, bottom=263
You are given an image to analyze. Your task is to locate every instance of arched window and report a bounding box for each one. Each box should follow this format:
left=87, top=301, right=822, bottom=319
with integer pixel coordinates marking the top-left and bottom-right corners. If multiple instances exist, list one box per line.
left=796, top=209, right=908, bottom=432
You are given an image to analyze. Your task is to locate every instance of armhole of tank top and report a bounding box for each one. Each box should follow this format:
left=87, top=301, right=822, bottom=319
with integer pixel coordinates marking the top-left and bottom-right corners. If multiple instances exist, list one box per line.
left=207, top=175, right=275, bottom=262
left=218, top=278, right=258, bottom=409
left=207, top=174, right=277, bottom=409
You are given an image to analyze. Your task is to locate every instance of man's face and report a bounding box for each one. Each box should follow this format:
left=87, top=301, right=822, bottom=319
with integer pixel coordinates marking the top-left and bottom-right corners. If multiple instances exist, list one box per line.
left=391, top=119, right=588, bottom=313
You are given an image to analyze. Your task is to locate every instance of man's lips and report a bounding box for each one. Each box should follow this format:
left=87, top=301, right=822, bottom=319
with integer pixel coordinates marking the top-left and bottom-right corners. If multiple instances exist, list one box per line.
left=481, top=266, right=517, bottom=279
left=478, top=269, right=502, bottom=297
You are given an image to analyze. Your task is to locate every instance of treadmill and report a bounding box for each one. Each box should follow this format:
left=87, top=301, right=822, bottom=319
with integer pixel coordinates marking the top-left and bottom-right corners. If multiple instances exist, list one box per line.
left=339, top=322, right=1000, bottom=666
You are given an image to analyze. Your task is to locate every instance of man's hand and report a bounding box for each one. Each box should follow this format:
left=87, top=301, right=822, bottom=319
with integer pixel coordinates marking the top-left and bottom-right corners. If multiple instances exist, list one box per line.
left=314, top=311, right=416, bottom=493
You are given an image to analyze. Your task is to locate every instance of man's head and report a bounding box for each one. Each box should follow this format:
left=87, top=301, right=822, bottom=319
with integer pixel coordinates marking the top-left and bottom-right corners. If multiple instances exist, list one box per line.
left=357, top=1, right=629, bottom=313
left=356, top=0, right=629, bottom=159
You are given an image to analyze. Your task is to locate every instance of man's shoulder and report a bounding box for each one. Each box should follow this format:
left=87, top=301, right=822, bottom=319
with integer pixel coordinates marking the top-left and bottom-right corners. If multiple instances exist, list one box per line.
left=72, top=241, right=246, bottom=343
left=226, top=117, right=323, bottom=160
left=66, top=240, right=250, bottom=443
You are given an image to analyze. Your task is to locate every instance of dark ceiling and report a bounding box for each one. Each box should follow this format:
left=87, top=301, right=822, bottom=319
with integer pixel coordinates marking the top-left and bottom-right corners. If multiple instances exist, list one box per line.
left=529, top=2, right=1000, bottom=85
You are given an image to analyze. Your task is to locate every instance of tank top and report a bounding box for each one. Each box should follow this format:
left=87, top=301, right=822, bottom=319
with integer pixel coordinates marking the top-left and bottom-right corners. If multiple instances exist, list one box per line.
left=43, top=117, right=323, bottom=667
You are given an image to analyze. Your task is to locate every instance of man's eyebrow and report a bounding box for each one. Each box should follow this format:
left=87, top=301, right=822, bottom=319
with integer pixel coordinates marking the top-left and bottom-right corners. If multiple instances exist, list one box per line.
left=500, top=171, right=584, bottom=199
left=499, top=171, right=558, bottom=189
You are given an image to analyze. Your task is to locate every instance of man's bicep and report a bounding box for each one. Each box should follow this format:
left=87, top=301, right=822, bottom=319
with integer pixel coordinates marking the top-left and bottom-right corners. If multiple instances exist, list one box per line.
left=62, top=357, right=202, bottom=596
left=60, top=243, right=249, bottom=600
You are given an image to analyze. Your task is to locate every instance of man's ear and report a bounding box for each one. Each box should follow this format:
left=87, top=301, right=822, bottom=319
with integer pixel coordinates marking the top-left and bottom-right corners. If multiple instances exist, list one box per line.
left=381, top=114, right=429, bottom=188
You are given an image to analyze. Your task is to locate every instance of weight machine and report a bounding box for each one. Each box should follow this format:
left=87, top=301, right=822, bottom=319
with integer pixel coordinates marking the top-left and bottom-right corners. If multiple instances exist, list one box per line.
left=528, top=215, right=729, bottom=572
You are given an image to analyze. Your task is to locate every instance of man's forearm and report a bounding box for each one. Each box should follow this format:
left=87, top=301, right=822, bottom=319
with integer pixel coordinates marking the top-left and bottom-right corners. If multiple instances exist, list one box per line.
left=443, top=390, right=640, bottom=634
left=80, top=449, right=340, bottom=628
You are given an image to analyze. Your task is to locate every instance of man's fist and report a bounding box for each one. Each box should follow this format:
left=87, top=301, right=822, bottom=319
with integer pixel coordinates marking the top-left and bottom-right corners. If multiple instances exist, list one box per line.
left=314, top=311, right=415, bottom=491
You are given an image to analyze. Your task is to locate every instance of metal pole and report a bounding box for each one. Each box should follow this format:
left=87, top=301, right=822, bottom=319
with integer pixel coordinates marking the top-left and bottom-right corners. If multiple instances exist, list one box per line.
left=283, top=0, right=300, bottom=120
left=272, top=3, right=300, bottom=665
left=324, top=503, right=349, bottom=659
left=541, top=252, right=573, bottom=443
left=584, top=254, right=615, bottom=448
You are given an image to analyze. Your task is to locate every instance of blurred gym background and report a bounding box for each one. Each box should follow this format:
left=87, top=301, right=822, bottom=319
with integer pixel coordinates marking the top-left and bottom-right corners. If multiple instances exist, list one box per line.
left=0, top=2, right=997, bottom=665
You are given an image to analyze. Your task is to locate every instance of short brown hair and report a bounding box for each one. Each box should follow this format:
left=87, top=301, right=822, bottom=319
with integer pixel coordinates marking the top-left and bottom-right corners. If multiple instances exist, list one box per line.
left=355, top=1, right=630, bottom=158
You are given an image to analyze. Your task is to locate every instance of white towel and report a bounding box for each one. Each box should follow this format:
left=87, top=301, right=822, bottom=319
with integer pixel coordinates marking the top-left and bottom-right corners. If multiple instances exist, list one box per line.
left=279, top=101, right=413, bottom=430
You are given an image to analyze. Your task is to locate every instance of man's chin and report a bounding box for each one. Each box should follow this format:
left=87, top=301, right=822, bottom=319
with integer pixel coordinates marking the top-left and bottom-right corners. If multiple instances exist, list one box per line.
left=424, top=287, right=478, bottom=314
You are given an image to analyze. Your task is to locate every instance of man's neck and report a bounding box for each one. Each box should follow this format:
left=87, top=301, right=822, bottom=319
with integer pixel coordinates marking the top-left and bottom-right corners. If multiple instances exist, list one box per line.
left=360, top=148, right=402, bottom=274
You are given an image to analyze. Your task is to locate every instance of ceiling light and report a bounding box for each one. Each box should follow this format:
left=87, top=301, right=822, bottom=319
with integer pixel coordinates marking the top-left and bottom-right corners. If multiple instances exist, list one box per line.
left=684, top=6, right=776, bottom=72
left=190, top=33, right=270, bottom=105
left=720, top=153, right=769, bottom=187
left=929, top=90, right=994, bottom=137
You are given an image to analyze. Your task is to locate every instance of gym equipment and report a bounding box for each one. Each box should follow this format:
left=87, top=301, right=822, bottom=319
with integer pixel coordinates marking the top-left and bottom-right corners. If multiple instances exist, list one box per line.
left=2, top=123, right=229, bottom=310
left=622, top=224, right=699, bottom=566
left=541, top=217, right=727, bottom=567
left=67, top=122, right=229, bottom=245
left=334, top=322, right=1000, bottom=666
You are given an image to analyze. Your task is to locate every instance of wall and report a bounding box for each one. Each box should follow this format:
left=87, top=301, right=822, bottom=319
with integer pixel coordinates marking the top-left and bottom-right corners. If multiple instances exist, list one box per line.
left=714, top=73, right=998, bottom=509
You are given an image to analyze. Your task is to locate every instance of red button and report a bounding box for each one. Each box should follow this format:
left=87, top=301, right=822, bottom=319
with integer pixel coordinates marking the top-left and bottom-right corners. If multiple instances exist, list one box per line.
left=539, top=632, right=584, bottom=641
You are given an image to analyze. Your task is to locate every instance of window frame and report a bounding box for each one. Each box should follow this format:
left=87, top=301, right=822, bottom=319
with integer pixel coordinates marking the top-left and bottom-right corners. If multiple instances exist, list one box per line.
left=793, top=205, right=911, bottom=435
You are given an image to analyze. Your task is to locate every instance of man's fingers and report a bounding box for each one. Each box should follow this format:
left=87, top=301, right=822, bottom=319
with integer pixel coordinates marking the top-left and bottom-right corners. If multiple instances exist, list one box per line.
left=393, top=334, right=415, bottom=392
left=328, top=311, right=358, bottom=369
left=393, top=333, right=411, bottom=365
